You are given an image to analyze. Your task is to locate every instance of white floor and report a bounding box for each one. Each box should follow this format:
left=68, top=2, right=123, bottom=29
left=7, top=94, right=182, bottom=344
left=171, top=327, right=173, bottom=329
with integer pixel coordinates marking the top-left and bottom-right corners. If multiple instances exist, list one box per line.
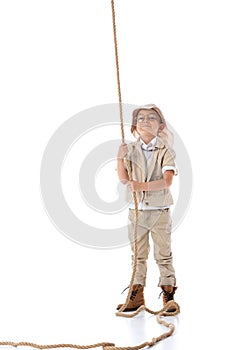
left=0, top=222, right=233, bottom=350
left=0, top=265, right=232, bottom=350
left=1, top=215, right=233, bottom=350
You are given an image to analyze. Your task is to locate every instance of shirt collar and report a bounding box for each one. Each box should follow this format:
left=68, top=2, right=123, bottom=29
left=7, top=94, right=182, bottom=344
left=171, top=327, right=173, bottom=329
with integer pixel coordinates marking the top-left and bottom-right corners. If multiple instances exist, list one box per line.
left=140, top=136, right=157, bottom=150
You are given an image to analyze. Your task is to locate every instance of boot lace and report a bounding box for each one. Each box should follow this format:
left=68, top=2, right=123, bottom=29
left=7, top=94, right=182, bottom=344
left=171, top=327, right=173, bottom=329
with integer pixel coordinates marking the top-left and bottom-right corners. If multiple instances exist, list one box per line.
left=121, top=285, right=140, bottom=301
left=159, top=288, right=176, bottom=304
left=130, top=289, right=138, bottom=301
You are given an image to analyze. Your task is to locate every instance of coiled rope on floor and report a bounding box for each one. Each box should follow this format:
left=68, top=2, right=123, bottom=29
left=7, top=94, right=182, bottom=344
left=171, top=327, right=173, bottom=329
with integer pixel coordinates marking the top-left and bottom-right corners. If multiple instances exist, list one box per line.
left=0, top=1, right=179, bottom=350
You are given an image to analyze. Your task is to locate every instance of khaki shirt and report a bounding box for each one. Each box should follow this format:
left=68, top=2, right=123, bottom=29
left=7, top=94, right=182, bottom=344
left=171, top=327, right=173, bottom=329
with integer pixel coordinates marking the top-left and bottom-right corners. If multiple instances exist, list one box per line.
left=125, top=137, right=177, bottom=207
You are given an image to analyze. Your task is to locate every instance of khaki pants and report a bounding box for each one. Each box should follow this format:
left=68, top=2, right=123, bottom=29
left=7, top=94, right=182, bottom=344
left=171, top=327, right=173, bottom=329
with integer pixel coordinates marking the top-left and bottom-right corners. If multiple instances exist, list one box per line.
left=128, top=209, right=176, bottom=287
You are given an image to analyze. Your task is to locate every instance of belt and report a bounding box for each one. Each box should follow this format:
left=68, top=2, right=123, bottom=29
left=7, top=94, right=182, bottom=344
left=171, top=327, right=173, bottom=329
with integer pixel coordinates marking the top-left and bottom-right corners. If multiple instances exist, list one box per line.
left=130, top=208, right=170, bottom=212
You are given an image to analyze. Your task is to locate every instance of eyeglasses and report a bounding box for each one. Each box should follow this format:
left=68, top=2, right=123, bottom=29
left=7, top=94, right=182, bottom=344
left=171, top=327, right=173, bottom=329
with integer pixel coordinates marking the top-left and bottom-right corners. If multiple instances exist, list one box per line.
left=137, top=114, right=160, bottom=123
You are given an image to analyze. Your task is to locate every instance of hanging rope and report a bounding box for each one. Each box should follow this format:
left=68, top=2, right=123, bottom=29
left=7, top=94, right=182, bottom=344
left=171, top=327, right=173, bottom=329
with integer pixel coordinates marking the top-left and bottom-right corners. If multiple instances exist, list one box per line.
left=111, top=0, right=140, bottom=314
left=111, top=0, right=124, bottom=144
left=0, top=2, right=179, bottom=350
left=111, top=0, right=180, bottom=341
left=111, top=0, right=141, bottom=317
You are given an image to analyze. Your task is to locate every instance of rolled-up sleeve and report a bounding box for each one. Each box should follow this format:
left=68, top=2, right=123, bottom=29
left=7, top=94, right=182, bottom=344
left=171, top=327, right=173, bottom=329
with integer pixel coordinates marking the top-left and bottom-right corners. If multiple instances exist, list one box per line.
left=162, top=148, right=178, bottom=176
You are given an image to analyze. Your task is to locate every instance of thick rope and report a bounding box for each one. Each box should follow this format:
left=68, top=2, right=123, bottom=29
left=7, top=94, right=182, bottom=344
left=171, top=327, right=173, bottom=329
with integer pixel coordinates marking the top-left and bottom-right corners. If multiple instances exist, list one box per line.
left=111, top=0, right=139, bottom=315
left=0, top=2, right=179, bottom=350
left=111, top=0, right=180, bottom=345
left=0, top=342, right=115, bottom=349
left=111, top=0, right=124, bottom=144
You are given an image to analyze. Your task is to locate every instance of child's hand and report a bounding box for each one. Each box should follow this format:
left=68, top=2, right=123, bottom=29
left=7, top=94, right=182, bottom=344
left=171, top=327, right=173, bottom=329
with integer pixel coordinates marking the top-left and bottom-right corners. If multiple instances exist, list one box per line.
left=117, top=143, right=128, bottom=159
left=129, top=181, right=143, bottom=192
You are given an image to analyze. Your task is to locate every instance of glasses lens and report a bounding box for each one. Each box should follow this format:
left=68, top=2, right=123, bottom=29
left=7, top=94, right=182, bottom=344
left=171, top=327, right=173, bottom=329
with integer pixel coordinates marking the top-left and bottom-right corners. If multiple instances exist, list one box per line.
left=137, top=115, right=145, bottom=123
left=137, top=114, right=158, bottom=123
left=148, top=115, right=158, bottom=121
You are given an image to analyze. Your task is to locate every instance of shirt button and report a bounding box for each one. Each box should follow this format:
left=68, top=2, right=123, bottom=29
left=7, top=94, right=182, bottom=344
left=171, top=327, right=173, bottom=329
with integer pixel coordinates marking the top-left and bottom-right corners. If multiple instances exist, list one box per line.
left=145, top=202, right=149, bottom=205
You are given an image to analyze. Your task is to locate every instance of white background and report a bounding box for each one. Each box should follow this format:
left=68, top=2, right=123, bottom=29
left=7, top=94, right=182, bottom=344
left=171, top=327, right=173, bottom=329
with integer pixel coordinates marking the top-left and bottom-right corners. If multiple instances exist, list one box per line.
left=0, top=0, right=233, bottom=349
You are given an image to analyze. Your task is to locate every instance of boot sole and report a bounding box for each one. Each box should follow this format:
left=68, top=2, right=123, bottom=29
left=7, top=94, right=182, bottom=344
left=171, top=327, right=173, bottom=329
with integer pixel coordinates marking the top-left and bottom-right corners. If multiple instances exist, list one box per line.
left=116, top=304, right=144, bottom=312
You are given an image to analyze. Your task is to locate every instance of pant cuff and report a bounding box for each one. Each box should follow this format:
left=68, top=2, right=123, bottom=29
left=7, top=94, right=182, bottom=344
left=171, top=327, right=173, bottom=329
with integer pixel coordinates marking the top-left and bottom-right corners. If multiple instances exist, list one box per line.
left=158, top=277, right=176, bottom=287
left=133, top=278, right=146, bottom=286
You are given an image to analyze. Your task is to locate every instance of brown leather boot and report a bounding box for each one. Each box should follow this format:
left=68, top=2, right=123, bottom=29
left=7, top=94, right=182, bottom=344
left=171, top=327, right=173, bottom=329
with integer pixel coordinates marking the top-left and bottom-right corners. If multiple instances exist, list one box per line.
left=161, top=285, right=178, bottom=312
left=116, top=284, right=145, bottom=312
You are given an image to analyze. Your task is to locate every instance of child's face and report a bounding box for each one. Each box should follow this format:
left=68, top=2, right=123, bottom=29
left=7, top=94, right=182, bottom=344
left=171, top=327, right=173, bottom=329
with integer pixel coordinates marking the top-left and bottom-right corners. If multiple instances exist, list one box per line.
left=136, top=109, right=164, bottom=138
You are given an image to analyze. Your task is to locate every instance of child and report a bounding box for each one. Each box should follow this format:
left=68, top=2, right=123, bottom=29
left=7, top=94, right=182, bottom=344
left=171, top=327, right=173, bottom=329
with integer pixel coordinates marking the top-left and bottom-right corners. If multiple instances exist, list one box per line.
left=116, top=104, right=178, bottom=312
